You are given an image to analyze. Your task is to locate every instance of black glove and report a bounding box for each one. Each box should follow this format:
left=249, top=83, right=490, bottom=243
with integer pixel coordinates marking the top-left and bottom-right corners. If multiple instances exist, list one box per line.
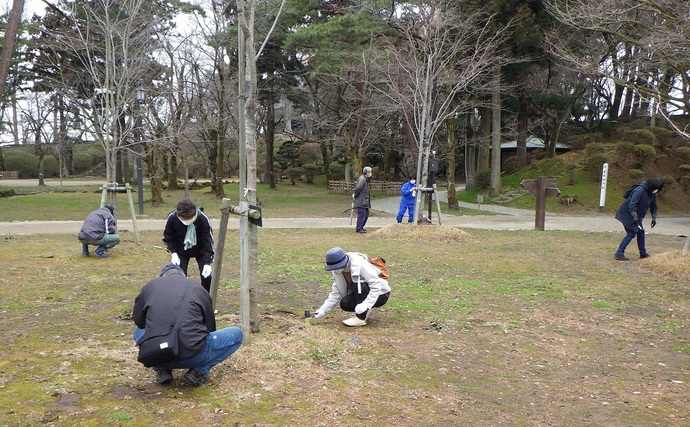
left=632, top=220, right=639, bottom=226
left=651, top=220, right=657, bottom=228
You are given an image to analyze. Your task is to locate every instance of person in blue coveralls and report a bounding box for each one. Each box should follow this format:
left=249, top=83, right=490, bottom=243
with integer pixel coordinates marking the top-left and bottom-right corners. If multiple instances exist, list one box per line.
left=396, top=174, right=417, bottom=223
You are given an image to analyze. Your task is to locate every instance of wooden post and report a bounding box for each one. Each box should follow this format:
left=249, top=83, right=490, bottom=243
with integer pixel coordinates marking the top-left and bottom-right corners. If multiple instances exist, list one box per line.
left=210, top=198, right=232, bottom=307
left=433, top=185, right=443, bottom=225
left=125, top=184, right=140, bottom=243
left=535, top=176, right=546, bottom=231
left=239, top=201, right=250, bottom=339
left=521, top=176, right=560, bottom=231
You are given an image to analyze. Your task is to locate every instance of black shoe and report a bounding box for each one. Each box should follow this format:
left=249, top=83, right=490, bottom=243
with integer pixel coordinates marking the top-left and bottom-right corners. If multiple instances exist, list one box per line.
left=81, top=243, right=90, bottom=257
left=94, top=245, right=108, bottom=258
left=156, top=370, right=173, bottom=385
left=614, top=254, right=629, bottom=261
left=640, top=253, right=650, bottom=259
left=184, top=368, right=209, bottom=387
left=356, top=229, right=367, bottom=233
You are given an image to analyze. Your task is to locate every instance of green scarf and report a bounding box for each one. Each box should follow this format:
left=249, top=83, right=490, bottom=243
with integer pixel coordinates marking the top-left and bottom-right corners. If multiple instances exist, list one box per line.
left=181, top=211, right=198, bottom=250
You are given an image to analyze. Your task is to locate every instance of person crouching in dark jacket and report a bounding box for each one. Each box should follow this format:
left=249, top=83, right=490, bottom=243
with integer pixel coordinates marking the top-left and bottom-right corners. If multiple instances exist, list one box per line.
left=78, top=205, right=120, bottom=258
left=132, top=263, right=243, bottom=386
left=614, top=178, right=664, bottom=261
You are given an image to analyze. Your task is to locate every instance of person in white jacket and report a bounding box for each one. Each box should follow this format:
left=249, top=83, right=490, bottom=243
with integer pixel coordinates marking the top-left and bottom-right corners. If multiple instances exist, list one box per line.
left=313, top=247, right=391, bottom=327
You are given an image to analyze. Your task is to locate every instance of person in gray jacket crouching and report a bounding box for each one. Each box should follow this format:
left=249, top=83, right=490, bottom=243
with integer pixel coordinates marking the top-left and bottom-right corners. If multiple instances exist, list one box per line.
left=78, top=205, right=120, bottom=258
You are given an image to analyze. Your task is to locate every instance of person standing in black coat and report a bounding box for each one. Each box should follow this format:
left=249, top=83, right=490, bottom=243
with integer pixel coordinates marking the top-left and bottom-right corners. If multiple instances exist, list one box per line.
left=614, top=178, right=664, bottom=261
left=163, top=199, right=215, bottom=292
left=132, top=263, right=243, bottom=386
left=353, top=166, right=372, bottom=233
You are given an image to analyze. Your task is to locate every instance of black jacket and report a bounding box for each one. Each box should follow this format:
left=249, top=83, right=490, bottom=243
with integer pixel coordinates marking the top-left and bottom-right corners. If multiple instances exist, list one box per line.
left=615, top=179, right=662, bottom=229
left=162, top=209, right=215, bottom=265
left=133, top=272, right=215, bottom=359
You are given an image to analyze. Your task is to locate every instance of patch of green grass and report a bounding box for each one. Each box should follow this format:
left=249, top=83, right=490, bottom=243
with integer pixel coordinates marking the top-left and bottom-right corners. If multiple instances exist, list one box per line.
left=106, top=412, right=133, bottom=422
left=305, top=337, right=344, bottom=365
left=592, top=300, right=615, bottom=308
left=659, top=320, right=685, bottom=331
left=0, top=180, right=353, bottom=221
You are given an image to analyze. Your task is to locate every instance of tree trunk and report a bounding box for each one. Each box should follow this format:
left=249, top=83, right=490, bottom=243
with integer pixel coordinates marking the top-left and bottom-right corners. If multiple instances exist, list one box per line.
left=445, top=117, right=458, bottom=209
left=0, top=0, right=25, bottom=101
left=266, top=89, right=276, bottom=188
left=166, top=147, right=179, bottom=190
left=477, top=106, right=491, bottom=173
left=490, top=65, right=502, bottom=196
left=517, top=104, right=528, bottom=168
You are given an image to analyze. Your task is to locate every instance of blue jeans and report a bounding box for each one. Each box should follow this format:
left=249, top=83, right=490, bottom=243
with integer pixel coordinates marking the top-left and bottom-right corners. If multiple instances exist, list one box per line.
left=616, top=225, right=647, bottom=256
left=133, top=326, right=243, bottom=375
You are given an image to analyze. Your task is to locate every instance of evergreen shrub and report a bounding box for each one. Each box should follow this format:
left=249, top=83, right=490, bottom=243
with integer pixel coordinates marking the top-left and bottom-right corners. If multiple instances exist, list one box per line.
left=328, top=163, right=345, bottom=180
left=474, top=170, right=491, bottom=189
left=677, top=146, right=690, bottom=160
left=614, top=141, right=634, bottom=164
left=73, top=153, right=93, bottom=174
left=628, top=169, right=645, bottom=180
left=620, top=128, right=656, bottom=145
left=633, top=144, right=656, bottom=166
left=4, top=152, right=38, bottom=178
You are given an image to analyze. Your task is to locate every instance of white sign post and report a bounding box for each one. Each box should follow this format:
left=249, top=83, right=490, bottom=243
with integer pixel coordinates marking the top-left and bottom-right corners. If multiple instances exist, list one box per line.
left=599, top=163, right=609, bottom=211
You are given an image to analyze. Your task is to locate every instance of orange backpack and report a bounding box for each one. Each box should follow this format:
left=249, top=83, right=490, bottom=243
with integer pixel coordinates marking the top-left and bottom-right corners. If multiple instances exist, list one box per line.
left=368, top=256, right=389, bottom=279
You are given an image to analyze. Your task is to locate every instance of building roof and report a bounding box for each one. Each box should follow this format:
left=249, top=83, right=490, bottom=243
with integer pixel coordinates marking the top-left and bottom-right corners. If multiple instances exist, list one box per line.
left=500, top=135, right=569, bottom=150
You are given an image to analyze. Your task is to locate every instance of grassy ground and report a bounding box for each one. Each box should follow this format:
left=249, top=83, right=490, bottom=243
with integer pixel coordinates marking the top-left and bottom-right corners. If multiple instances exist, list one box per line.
left=0, top=222, right=688, bottom=426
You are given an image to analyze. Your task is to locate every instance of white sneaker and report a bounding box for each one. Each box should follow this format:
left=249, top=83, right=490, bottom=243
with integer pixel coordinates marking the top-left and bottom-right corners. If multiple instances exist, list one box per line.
left=342, top=316, right=367, bottom=327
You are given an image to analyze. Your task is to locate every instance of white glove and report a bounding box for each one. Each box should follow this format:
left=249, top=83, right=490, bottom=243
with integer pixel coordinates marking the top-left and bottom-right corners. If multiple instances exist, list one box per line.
left=171, top=253, right=180, bottom=265
left=355, top=303, right=367, bottom=315
left=313, top=309, right=325, bottom=319
left=202, top=264, right=212, bottom=278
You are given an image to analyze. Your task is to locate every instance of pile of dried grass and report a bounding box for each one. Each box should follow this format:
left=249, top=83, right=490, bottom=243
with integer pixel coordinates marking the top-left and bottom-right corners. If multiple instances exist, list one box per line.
left=640, top=251, right=690, bottom=281
left=370, top=223, right=473, bottom=243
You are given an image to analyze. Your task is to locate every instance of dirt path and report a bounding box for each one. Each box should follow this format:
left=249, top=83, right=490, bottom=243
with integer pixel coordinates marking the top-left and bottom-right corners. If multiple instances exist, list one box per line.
left=1, top=179, right=688, bottom=236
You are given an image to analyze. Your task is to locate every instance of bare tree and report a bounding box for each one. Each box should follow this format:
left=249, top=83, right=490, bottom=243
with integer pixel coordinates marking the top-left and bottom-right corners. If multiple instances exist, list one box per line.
left=237, top=0, right=286, bottom=334
left=376, top=0, right=510, bottom=222
left=543, top=0, right=690, bottom=134
left=39, top=0, right=168, bottom=188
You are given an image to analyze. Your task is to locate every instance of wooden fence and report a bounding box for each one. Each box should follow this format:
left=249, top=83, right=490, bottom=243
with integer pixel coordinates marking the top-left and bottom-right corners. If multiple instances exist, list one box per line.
left=0, top=171, right=18, bottom=179
left=328, top=180, right=403, bottom=196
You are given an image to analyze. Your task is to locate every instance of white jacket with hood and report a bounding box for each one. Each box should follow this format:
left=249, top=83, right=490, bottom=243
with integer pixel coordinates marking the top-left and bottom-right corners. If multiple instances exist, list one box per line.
left=317, top=252, right=391, bottom=315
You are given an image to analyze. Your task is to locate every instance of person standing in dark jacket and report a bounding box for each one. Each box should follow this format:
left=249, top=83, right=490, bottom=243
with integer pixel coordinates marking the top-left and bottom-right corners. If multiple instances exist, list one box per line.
left=78, top=205, right=120, bottom=258
left=354, top=166, right=372, bottom=233
left=163, top=199, right=215, bottom=292
left=132, top=263, right=243, bottom=386
left=614, top=178, right=664, bottom=261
